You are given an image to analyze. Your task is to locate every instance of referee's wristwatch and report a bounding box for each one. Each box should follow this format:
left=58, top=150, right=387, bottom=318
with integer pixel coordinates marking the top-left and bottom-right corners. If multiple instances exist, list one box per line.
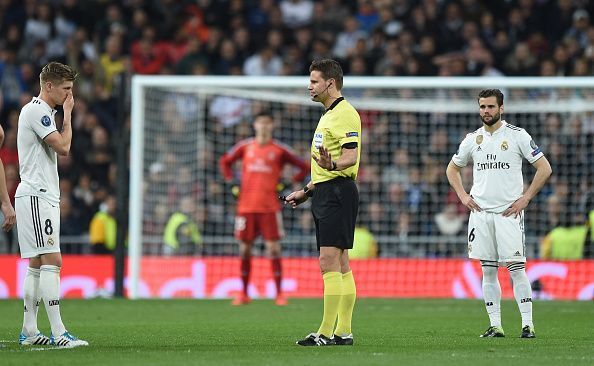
left=303, top=185, right=314, bottom=198
left=329, top=161, right=337, bottom=171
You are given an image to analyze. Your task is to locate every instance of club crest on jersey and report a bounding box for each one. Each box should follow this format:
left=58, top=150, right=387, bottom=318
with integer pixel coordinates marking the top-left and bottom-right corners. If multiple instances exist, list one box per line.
left=501, top=141, right=508, bottom=151
left=47, top=237, right=54, bottom=246
left=41, top=115, right=51, bottom=127
left=475, top=135, right=483, bottom=144
left=530, top=140, right=538, bottom=149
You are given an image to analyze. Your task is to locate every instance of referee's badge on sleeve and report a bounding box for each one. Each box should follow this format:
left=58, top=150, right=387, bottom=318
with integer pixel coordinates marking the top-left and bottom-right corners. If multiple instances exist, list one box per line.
left=41, top=115, right=51, bottom=127
left=313, top=132, right=323, bottom=148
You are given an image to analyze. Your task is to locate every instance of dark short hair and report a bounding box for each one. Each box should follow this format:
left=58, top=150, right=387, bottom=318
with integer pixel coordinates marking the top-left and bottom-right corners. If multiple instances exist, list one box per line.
left=40, top=62, right=78, bottom=85
left=478, top=89, right=504, bottom=106
left=254, top=111, right=273, bottom=121
left=309, top=59, right=343, bottom=90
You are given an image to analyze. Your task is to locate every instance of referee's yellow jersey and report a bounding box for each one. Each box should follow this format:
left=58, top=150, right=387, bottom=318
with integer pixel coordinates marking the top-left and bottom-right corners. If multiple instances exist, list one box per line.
left=310, top=97, right=361, bottom=184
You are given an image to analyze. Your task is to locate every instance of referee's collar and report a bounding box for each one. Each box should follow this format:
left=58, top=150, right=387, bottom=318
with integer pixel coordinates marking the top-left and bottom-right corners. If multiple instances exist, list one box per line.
left=324, top=97, right=344, bottom=113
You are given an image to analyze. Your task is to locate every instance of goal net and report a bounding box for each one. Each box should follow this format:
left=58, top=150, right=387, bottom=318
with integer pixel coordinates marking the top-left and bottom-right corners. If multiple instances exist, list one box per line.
left=128, top=76, right=594, bottom=300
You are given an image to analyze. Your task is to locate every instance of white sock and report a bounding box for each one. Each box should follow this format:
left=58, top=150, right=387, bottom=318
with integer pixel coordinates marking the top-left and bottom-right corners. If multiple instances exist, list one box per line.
left=508, top=262, right=533, bottom=328
left=481, top=261, right=501, bottom=327
left=22, top=267, right=41, bottom=336
left=40, top=265, right=66, bottom=337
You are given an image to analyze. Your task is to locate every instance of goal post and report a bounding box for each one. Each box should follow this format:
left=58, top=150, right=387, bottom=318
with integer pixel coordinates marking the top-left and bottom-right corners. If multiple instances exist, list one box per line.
left=128, top=76, right=594, bottom=300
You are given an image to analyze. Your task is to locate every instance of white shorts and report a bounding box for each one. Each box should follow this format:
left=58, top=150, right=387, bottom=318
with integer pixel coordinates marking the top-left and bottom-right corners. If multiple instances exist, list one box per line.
left=16, top=196, right=61, bottom=259
left=467, top=210, right=526, bottom=263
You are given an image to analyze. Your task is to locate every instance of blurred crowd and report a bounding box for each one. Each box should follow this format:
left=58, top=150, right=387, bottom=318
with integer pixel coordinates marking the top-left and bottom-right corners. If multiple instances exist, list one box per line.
left=0, top=0, right=593, bottom=257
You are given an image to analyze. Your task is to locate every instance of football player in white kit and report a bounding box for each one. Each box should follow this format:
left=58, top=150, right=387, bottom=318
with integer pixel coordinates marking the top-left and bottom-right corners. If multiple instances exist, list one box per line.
left=16, top=62, right=88, bottom=347
left=446, top=89, right=552, bottom=339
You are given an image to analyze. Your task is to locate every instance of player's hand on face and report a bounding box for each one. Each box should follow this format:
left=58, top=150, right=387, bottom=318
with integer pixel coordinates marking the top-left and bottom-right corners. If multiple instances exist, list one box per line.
left=461, top=194, right=481, bottom=212
left=312, top=146, right=332, bottom=170
left=63, top=94, right=74, bottom=114
left=502, top=196, right=529, bottom=218
left=1, top=203, right=16, bottom=232
left=283, top=190, right=308, bottom=208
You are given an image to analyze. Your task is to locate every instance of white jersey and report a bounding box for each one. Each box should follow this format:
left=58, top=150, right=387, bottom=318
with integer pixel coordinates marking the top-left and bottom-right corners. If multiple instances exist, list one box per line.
left=451, top=120, right=544, bottom=213
left=15, top=97, right=60, bottom=205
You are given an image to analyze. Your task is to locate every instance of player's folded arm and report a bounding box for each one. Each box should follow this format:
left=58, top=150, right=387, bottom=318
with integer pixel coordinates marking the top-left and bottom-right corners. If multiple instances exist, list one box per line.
left=44, top=131, right=70, bottom=155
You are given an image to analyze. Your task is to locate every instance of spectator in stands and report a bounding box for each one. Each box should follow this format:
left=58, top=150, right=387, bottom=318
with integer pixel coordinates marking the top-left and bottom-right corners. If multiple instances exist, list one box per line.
left=89, top=194, right=117, bottom=254
left=182, top=6, right=210, bottom=45
left=94, top=3, right=126, bottom=50
left=97, top=35, right=126, bottom=98
left=406, top=167, right=438, bottom=235
left=566, top=9, right=590, bottom=48
left=60, top=195, right=84, bottom=254
left=246, top=0, right=275, bottom=35
left=504, top=42, right=538, bottom=75
left=85, top=126, right=113, bottom=187
left=73, top=172, right=95, bottom=223
left=22, top=2, right=53, bottom=56
left=434, top=203, right=466, bottom=237
left=376, top=4, right=403, bottom=38
left=131, top=28, right=167, bottom=75
left=163, top=196, right=203, bottom=256
left=0, top=47, right=27, bottom=111
left=128, top=7, right=149, bottom=45
left=333, top=17, right=366, bottom=60
left=381, top=148, right=410, bottom=187
left=243, top=46, right=282, bottom=76
left=280, top=0, right=314, bottom=29
left=213, top=39, right=242, bottom=75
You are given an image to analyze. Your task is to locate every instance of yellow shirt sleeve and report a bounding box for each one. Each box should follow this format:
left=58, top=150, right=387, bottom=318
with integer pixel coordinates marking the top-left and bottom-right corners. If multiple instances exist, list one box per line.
left=90, top=217, right=106, bottom=244
left=332, top=112, right=360, bottom=147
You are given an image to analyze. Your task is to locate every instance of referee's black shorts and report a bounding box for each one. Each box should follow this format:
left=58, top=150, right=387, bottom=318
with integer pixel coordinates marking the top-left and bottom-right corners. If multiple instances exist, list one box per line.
left=311, top=177, right=359, bottom=250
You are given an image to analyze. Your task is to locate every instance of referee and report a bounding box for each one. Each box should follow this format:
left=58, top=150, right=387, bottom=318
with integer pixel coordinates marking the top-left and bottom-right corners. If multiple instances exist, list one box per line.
left=285, top=59, right=361, bottom=346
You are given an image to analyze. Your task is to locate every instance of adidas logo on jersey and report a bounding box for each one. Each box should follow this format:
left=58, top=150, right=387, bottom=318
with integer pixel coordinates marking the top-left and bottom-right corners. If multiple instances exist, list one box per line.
left=477, top=146, right=482, bottom=151
left=514, top=251, right=521, bottom=256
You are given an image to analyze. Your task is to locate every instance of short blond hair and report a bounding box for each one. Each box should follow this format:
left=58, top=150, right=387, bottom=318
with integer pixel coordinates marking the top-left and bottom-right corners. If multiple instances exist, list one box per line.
left=39, top=62, right=78, bottom=86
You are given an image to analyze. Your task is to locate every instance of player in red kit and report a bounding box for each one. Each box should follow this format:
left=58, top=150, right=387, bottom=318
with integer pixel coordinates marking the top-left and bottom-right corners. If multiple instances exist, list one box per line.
left=219, top=112, right=309, bottom=306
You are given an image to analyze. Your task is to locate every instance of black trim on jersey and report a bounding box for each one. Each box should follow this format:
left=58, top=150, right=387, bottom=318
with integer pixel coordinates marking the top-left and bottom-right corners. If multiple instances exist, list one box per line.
left=31, top=197, right=44, bottom=247
left=505, top=124, right=521, bottom=131
left=42, top=130, right=58, bottom=140
left=30, top=197, right=40, bottom=247
left=342, top=142, right=357, bottom=149
left=34, top=197, right=44, bottom=247
left=325, top=97, right=344, bottom=112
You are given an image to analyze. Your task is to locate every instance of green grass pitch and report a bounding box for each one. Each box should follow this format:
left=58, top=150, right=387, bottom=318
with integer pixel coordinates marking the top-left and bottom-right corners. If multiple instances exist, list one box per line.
left=0, top=298, right=592, bottom=365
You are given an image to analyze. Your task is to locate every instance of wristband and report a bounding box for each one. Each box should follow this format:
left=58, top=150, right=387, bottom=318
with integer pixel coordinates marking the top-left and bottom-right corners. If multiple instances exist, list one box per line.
left=330, top=161, right=337, bottom=171
left=303, top=185, right=314, bottom=197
